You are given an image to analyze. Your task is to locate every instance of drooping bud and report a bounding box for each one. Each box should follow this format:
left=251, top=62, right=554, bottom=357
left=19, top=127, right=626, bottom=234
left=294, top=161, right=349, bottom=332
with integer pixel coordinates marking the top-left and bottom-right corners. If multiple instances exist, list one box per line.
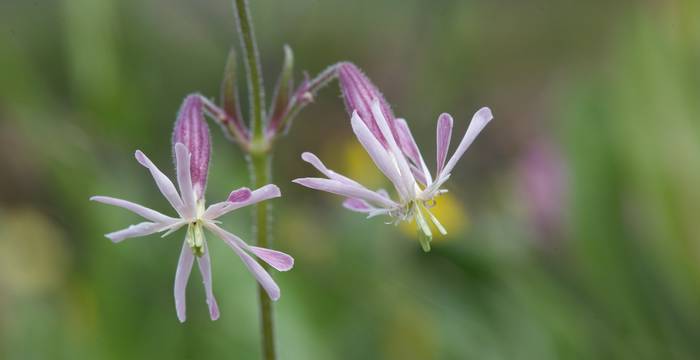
left=173, top=94, right=211, bottom=200
left=337, top=62, right=398, bottom=147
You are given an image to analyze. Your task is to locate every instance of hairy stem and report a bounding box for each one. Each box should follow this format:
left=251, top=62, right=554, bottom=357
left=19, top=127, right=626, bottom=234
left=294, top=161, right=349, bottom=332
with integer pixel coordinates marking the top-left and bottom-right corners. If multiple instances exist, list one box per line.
left=233, top=0, right=265, bottom=139
left=250, top=152, right=275, bottom=360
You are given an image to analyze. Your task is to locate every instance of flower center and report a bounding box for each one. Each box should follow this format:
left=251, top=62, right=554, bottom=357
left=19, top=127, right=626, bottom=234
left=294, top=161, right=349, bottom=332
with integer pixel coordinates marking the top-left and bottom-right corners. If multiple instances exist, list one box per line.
left=186, top=220, right=206, bottom=257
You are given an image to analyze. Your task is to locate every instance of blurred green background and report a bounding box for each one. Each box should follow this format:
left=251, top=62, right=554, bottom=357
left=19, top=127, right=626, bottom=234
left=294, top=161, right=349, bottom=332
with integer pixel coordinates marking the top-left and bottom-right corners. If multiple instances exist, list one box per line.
left=2, top=0, right=700, bottom=359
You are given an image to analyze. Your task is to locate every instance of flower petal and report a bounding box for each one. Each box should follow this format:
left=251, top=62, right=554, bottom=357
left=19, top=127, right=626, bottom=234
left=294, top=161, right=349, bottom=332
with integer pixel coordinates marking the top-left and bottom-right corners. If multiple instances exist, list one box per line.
left=439, top=107, right=493, bottom=179
left=292, top=177, right=398, bottom=209
left=197, top=243, right=220, bottom=321
left=174, top=143, right=196, bottom=219
left=436, top=113, right=453, bottom=176
left=350, top=112, right=405, bottom=193
left=134, top=150, right=185, bottom=217
left=105, top=221, right=172, bottom=243
left=342, top=198, right=373, bottom=212
left=90, top=196, right=177, bottom=223
left=203, top=184, right=281, bottom=220
left=301, top=152, right=362, bottom=186
left=207, top=224, right=281, bottom=301
left=409, top=164, right=428, bottom=186
left=248, top=246, right=294, bottom=272
left=395, top=118, right=432, bottom=184
left=227, top=187, right=252, bottom=202
left=175, top=240, right=195, bottom=323
left=370, top=101, right=416, bottom=197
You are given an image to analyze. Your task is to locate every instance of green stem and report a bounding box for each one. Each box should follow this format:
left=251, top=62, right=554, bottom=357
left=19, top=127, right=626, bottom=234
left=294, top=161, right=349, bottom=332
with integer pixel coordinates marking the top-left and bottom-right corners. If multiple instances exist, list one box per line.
left=250, top=152, right=275, bottom=360
left=233, top=0, right=275, bottom=358
left=234, top=0, right=265, bottom=139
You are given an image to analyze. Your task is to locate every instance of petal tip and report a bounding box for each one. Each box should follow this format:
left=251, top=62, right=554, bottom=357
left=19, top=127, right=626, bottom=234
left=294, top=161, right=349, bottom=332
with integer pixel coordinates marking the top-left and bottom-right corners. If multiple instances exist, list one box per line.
left=134, top=150, right=148, bottom=166
left=438, top=112, right=454, bottom=123
left=476, top=107, right=493, bottom=121
left=104, top=234, right=120, bottom=243
left=267, top=184, right=282, bottom=198
left=210, top=303, right=220, bottom=321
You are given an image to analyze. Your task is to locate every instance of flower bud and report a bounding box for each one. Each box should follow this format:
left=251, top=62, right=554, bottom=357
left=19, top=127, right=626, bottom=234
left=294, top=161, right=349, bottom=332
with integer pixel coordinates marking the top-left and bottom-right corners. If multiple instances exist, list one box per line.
left=173, top=94, right=211, bottom=199
left=337, top=62, right=397, bottom=147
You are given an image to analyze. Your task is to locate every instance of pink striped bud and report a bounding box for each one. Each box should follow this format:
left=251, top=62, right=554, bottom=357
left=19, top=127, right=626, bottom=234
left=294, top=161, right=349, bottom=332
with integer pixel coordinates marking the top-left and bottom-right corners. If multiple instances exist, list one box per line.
left=173, top=94, right=211, bottom=200
left=338, top=62, right=398, bottom=147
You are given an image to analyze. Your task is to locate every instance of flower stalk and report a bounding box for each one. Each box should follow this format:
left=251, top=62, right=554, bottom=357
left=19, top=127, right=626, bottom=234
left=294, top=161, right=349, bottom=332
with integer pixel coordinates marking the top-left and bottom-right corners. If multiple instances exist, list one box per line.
left=233, top=0, right=265, bottom=140
left=250, top=151, right=275, bottom=360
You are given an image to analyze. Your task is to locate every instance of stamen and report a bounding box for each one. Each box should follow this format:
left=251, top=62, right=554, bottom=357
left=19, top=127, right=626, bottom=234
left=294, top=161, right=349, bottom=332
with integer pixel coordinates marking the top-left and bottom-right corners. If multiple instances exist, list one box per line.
left=186, top=221, right=206, bottom=257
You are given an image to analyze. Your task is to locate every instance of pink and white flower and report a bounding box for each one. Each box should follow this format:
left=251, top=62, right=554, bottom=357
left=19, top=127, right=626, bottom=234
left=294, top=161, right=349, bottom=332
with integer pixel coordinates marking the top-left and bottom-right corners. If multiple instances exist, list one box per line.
left=293, top=64, right=492, bottom=251
left=91, top=95, right=293, bottom=322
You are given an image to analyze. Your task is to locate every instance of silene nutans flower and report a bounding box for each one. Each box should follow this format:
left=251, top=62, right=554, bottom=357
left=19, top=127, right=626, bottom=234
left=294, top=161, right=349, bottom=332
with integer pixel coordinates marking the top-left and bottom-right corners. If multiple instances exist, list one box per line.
left=294, top=63, right=492, bottom=251
left=91, top=95, right=293, bottom=322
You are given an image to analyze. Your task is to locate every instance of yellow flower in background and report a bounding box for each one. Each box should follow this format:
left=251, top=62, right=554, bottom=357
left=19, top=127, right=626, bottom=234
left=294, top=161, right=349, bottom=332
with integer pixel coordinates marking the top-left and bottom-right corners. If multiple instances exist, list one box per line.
left=399, top=192, right=469, bottom=241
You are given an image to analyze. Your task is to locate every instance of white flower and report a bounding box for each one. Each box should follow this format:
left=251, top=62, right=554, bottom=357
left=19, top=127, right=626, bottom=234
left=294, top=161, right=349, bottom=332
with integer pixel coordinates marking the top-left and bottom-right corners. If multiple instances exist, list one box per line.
left=294, top=100, right=492, bottom=251
left=91, top=143, right=293, bottom=322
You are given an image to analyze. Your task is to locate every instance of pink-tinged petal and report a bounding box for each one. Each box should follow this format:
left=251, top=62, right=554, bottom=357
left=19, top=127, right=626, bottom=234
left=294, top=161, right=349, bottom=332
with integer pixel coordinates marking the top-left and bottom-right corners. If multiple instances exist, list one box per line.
left=300, top=152, right=362, bottom=186
left=172, top=94, right=211, bottom=199
left=439, top=107, right=493, bottom=179
left=90, top=196, right=176, bottom=223
left=207, top=225, right=281, bottom=301
left=370, top=101, right=416, bottom=197
left=197, top=244, right=220, bottom=321
left=436, top=113, right=453, bottom=176
left=248, top=246, right=294, bottom=272
left=227, top=187, right=252, bottom=202
left=105, top=222, right=171, bottom=243
left=174, top=143, right=196, bottom=219
left=292, top=177, right=397, bottom=209
left=203, top=184, right=281, bottom=220
left=395, top=118, right=432, bottom=183
left=350, top=112, right=404, bottom=192
left=175, top=240, right=195, bottom=323
left=409, top=164, right=428, bottom=185
left=337, top=62, right=397, bottom=147
left=342, top=198, right=373, bottom=213
left=134, top=150, right=185, bottom=217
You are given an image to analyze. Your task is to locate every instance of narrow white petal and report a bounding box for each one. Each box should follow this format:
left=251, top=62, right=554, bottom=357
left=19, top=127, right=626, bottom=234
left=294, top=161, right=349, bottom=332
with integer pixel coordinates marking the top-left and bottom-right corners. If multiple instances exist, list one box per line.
left=342, top=198, right=374, bottom=213
left=248, top=246, right=294, bottom=272
left=203, top=184, right=281, bottom=220
left=420, top=173, right=451, bottom=200
left=350, top=112, right=406, bottom=195
left=292, top=177, right=398, bottom=209
left=206, top=224, right=281, bottom=301
left=197, top=243, right=220, bottom=321
left=435, top=113, right=454, bottom=176
left=371, top=101, right=417, bottom=196
left=396, top=118, right=432, bottom=184
left=301, top=152, right=362, bottom=186
left=134, top=150, right=186, bottom=217
left=174, top=143, right=196, bottom=219
left=174, top=240, right=195, bottom=323
left=439, top=107, right=492, bottom=179
left=105, top=221, right=173, bottom=243
left=90, top=196, right=177, bottom=223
